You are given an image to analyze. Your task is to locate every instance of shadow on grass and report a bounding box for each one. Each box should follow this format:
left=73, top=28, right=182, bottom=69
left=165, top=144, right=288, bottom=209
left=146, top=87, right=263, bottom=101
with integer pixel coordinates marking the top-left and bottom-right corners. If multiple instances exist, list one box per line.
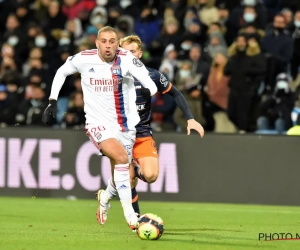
left=167, top=228, right=244, bottom=233
left=159, top=238, right=277, bottom=248
left=164, top=228, right=257, bottom=242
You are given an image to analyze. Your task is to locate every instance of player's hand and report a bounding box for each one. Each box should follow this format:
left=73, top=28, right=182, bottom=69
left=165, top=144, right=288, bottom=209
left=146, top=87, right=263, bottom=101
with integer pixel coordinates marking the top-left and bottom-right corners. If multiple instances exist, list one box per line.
left=187, top=119, right=205, bottom=138
left=42, top=99, right=57, bottom=125
left=140, top=88, right=151, bottom=101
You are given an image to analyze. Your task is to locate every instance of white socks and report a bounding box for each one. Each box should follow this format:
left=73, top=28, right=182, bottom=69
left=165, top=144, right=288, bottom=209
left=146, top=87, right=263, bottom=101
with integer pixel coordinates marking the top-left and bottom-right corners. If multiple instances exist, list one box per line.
left=113, top=164, right=135, bottom=215
left=107, top=178, right=117, bottom=199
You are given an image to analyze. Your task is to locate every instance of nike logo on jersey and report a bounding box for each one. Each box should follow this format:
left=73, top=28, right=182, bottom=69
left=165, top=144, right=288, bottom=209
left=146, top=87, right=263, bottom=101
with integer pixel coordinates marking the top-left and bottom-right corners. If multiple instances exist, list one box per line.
left=89, top=68, right=95, bottom=73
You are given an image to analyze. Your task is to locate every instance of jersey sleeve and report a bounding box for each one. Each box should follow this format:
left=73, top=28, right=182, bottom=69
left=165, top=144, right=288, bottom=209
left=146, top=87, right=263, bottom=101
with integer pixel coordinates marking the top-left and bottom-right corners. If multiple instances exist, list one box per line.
left=127, top=54, right=157, bottom=96
left=49, top=54, right=79, bottom=100
left=151, top=69, right=172, bottom=94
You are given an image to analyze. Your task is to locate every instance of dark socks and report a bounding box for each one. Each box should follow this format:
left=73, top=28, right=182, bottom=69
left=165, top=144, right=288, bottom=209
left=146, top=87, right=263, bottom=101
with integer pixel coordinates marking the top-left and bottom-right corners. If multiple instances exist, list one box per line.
left=131, top=187, right=140, bottom=215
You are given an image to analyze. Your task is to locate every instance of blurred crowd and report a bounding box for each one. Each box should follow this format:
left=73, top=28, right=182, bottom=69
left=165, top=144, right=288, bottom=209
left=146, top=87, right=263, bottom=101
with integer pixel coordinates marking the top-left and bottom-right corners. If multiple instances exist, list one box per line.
left=1, top=0, right=300, bottom=134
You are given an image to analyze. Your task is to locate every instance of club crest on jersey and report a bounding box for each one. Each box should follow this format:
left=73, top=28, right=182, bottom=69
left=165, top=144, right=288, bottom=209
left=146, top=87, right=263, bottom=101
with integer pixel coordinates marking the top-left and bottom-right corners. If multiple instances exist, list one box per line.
left=133, top=58, right=143, bottom=67
left=111, top=65, right=121, bottom=75
left=160, top=73, right=168, bottom=87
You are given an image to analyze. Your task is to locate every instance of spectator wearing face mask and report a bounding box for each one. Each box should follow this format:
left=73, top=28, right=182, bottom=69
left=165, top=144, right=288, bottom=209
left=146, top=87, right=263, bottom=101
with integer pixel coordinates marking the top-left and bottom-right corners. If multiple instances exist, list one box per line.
left=173, top=60, right=206, bottom=131
left=224, top=35, right=266, bottom=132
left=89, top=6, right=108, bottom=30
left=57, top=30, right=75, bottom=53
left=33, top=31, right=54, bottom=66
left=261, top=14, right=293, bottom=92
left=242, top=6, right=264, bottom=29
left=174, top=61, right=205, bottom=131
left=3, top=13, right=28, bottom=63
left=176, top=36, right=194, bottom=60
left=0, top=84, right=18, bottom=127
left=65, top=18, right=83, bottom=45
left=291, top=11, right=300, bottom=80
left=3, top=14, right=23, bottom=46
left=26, top=23, right=42, bottom=50
left=184, top=7, right=200, bottom=32
left=228, top=0, right=268, bottom=42
left=203, top=31, right=228, bottom=63
left=257, top=73, right=295, bottom=134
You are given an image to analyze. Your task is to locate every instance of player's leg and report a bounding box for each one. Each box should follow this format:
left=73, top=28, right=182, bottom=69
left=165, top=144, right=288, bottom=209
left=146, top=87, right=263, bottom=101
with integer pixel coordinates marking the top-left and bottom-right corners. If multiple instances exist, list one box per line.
left=96, top=159, right=117, bottom=206
left=134, top=156, right=159, bottom=183
left=129, top=163, right=140, bottom=215
left=86, top=124, right=137, bottom=227
left=130, top=137, right=159, bottom=215
left=114, top=129, right=139, bottom=229
left=96, top=138, right=129, bottom=224
left=133, top=137, right=159, bottom=183
left=99, top=137, right=138, bottom=228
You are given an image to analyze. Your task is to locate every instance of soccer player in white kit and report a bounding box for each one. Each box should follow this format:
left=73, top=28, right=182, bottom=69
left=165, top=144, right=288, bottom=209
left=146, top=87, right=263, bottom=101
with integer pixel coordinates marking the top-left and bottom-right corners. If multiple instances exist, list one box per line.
left=42, top=26, right=158, bottom=230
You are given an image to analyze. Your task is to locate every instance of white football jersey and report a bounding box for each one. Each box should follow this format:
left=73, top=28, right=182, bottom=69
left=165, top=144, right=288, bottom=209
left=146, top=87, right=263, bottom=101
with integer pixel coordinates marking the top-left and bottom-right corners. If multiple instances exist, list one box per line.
left=49, top=48, right=157, bottom=131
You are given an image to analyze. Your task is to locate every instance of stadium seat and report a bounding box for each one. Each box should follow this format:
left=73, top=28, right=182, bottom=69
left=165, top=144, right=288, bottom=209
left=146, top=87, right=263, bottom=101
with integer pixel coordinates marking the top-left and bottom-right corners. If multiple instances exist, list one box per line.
left=255, top=130, right=287, bottom=135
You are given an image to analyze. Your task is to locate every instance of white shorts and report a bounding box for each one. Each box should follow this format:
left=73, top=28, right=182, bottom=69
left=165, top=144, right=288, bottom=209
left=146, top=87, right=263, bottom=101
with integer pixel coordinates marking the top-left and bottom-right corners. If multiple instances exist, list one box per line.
left=85, top=123, right=136, bottom=162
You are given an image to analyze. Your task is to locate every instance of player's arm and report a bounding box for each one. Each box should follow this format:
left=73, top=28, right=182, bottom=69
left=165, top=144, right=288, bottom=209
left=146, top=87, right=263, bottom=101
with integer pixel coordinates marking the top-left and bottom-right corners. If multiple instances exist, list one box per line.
left=42, top=55, right=78, bottom=125
left=49, top=55, right=78, bottom=100
left=167, top=85, right=204, bottom=137
left=167, top=85, right=193, bottom=120
left=154, top=69, right=204, bottom=137
left=127, top=56, right=157, bottom=96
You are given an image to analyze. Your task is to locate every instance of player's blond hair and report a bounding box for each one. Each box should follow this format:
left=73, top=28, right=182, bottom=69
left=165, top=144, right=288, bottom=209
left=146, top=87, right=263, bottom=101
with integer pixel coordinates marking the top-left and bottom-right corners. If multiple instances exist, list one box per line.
left=120, top=35, right=143, bottom=51
left=97, top=26, right=118, bottom=39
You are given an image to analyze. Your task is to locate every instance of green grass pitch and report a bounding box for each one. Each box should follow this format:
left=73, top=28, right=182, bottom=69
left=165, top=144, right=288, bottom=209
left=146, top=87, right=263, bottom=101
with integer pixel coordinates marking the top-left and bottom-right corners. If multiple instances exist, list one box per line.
left=0, top=197, right=300, bottom=250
